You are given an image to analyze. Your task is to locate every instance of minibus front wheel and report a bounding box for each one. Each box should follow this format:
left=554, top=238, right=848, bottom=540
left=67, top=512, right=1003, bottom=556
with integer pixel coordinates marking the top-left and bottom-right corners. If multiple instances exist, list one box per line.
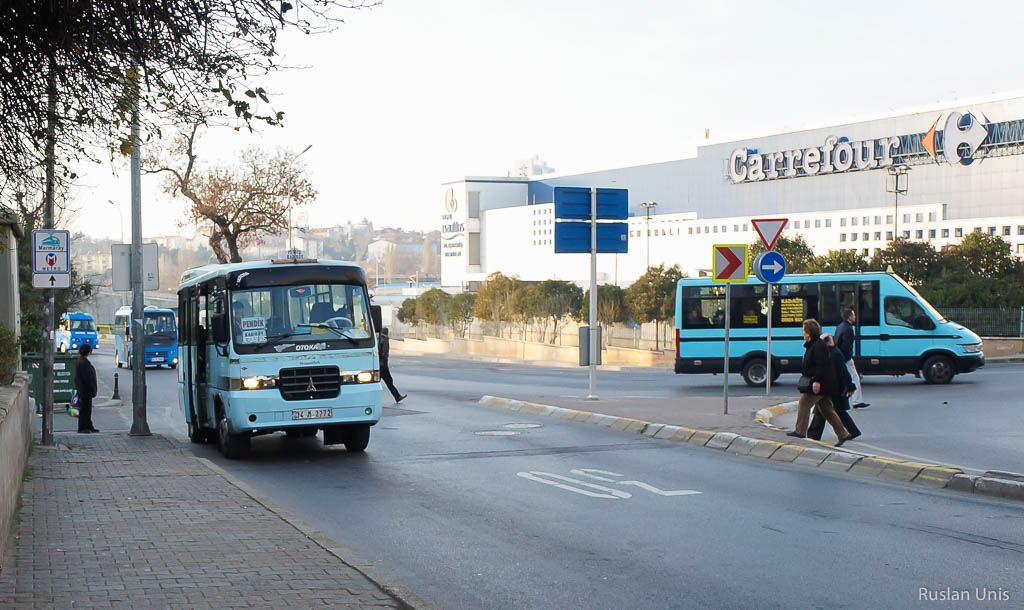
left=216, top=408, right=250, bottom=459
left=922, top=355, right=955, bottom=384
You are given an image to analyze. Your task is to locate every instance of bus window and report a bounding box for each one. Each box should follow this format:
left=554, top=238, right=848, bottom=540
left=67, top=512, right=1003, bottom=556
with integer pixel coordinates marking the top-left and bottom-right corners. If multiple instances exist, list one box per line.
left=774, top=283, right=818, bottom=327
left=681, top=285, right=724, bottom=329
left=730, top=284, right=767, bottom=328
left=858, top=281, right=879, bottom=326
left=884, top=296, right=933, bottom=330
left=819, top=283, right=841, bottom=326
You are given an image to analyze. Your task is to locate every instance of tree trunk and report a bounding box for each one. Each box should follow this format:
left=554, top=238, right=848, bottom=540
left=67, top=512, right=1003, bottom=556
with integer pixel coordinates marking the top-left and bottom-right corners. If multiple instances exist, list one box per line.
left=208, top=231, right=229, bottom=263
left=224, top=230, right=242, bottom=263
left=655, top=319, right=659, bottom=351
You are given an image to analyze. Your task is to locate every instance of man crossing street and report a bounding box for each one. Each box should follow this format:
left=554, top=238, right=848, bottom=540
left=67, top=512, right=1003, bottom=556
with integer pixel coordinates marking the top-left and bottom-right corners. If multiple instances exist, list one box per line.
left=835, top=308, right=868, bottom=408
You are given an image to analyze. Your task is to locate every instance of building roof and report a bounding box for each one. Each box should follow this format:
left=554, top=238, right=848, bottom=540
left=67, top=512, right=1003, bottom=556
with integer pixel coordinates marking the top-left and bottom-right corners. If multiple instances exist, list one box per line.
left=0, top=212, right=24, bottom=238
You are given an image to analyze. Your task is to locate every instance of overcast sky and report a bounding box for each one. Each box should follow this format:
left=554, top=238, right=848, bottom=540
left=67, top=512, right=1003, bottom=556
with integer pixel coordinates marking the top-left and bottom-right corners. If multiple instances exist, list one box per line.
left=69, top=0, right=1024, bottom=241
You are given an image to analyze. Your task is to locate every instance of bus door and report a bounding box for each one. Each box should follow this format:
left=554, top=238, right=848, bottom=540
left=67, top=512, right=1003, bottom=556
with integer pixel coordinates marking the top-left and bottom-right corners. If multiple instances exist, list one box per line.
left=880, top=294, right=934, bottom=365
left=853, top=281, right=882, bottom=372
left=179, top=287, right=205, bottom=429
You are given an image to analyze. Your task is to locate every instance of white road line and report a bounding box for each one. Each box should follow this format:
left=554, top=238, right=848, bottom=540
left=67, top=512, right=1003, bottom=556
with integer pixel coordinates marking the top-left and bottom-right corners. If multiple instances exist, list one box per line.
left=617, top=480, right=702, bottom=496
left=516, top=471, right=632, bottom=499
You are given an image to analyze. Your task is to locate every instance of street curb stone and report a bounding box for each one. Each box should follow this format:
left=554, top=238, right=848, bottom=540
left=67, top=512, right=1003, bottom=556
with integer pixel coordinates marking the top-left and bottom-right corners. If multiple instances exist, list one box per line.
left=476, top=395, right=1024, bottom=504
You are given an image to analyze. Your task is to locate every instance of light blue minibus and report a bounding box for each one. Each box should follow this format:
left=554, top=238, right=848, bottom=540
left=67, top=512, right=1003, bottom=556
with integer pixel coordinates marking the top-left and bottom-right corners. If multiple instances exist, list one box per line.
left=176, top=257, right=383, bottom=458
left=56, top=311, right=99, bottom=352
left=674, top=272, right=984, bottom=386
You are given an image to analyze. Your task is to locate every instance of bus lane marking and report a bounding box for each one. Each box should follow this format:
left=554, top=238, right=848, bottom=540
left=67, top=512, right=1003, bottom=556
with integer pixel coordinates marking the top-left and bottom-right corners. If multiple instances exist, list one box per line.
left=518, top=468, right=701, bottom=500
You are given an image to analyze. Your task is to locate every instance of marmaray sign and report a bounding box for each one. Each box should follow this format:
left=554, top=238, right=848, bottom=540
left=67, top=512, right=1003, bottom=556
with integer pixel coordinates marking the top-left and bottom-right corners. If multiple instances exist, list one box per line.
left=728, top=110, right=990, bottom=184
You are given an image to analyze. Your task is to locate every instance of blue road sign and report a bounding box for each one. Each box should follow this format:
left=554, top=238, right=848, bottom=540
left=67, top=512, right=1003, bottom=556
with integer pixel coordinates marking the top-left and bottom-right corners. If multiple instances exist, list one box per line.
left=754, top=251, right=786, bottom=283
left=554, top=222, right=628, bottom=254
left=553, top=187, right=628, bottom=220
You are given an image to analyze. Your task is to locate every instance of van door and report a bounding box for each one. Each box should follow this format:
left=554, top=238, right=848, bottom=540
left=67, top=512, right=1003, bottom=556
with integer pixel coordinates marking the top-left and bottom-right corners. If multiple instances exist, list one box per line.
left=852, top=281, right=882, bottom=373
left=880, top=295, right=935, bottom=373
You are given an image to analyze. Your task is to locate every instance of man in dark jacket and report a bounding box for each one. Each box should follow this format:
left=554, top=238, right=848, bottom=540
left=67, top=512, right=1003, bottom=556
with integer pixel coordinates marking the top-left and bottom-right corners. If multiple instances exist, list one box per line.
left=378, top=328, right=406, bottom=403
left=835, top=308, right=868, bottom=408
left=808, top=333, right=861, bottom=441
left=75, top=344, right=99, bottom=433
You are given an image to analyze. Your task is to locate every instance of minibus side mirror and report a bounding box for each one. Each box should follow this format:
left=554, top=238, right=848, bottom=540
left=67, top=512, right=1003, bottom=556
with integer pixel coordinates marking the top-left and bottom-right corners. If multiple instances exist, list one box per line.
left=211, top=313, right=229, bottom=344
left=370, top=305, right=383, bottom=334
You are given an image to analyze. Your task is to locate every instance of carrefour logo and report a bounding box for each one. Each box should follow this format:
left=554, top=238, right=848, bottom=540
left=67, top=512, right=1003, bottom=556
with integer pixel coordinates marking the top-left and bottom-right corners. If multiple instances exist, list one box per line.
left=922, top=111, right=988, bottom=166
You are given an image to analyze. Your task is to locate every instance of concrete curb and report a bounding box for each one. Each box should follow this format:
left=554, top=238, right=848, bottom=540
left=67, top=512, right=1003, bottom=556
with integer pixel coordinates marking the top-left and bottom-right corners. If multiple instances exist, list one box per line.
left=477, top=395, right=1024, bottom=504
left=196, top=457, right=436, bottom=610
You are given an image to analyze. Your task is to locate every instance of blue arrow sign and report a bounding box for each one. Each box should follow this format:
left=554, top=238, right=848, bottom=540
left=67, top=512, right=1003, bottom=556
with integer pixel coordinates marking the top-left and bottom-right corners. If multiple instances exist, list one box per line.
left=754, top=251, right=786, bottom=283
left=554, top=222, right=628, bottom=253
left=553, top=187, right=628, bottom=220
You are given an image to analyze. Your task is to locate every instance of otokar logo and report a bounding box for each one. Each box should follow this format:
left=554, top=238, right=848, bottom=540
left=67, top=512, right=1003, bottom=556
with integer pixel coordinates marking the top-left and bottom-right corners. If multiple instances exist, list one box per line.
left=922, top=111, right=989, bottom=166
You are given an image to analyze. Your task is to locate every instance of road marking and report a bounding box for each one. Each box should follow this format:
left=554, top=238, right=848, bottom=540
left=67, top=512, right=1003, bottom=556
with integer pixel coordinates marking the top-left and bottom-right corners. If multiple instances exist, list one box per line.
left=519, top=468, right=701, bottom=500
left=476, top=430, right=521, bottom=436
left=516, top=471, right=632, bottom=499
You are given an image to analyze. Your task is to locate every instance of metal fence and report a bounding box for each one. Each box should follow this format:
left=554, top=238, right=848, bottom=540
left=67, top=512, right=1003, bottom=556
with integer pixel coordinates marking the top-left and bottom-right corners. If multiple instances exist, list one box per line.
left=937, top=306, right=1024, bottom=337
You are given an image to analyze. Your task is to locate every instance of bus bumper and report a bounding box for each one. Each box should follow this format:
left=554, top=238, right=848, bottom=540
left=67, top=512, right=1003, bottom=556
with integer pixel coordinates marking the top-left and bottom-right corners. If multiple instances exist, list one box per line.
left=224, top=383, right=382, bottom=434
left=956, top=354, right=984, bottom=373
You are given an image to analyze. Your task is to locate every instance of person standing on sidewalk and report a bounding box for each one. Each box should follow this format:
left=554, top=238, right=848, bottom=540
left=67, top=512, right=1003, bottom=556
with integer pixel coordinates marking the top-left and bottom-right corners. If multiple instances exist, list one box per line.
left=787, top=319, right=850, bottom=446
left=807, top=333, right=861, bottom=442
left=835, top=308, right=869, bottom=408
left=75, top=343, right=99, bottom=433
left=378, top=328, right=406, bottom=403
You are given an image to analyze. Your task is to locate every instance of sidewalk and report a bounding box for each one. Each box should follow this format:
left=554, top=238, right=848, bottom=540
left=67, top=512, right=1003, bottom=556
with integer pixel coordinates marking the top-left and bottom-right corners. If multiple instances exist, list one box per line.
left=0, top=427, right=408, bottom=608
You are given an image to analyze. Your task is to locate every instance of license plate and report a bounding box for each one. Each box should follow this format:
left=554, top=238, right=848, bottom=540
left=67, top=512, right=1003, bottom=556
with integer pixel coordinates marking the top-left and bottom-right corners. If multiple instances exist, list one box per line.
left=292, top=408, right=332, bottom=420
left=152, top=357, right=164, bottom=362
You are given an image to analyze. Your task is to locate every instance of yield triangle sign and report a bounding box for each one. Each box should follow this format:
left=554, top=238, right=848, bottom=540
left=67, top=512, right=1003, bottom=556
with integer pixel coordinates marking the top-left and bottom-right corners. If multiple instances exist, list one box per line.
left=751, top=218, right=789, bottom=251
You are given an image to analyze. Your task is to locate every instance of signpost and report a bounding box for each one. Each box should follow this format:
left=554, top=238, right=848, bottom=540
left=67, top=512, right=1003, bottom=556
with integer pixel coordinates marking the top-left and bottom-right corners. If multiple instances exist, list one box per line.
left=554, top=186, right=628, bottom=400
left=31, top=230, right=70, bottom=289
left=712, top=244, right=748, bottom=414
left=751, top=218, right=789, bottom=397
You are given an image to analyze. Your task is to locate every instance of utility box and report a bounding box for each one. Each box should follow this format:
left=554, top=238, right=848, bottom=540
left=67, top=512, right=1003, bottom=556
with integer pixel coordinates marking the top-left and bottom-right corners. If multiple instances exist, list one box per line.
left=578, top=326, right=603, bottom=366
left=22, top=352, right=77, bottom=406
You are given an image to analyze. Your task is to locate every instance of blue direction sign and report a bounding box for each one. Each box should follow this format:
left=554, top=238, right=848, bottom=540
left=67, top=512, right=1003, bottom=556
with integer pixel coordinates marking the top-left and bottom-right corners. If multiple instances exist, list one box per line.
left=554, top=222, right=628, bottom=254
left=553, top=187, right=628, bottom=220
left=754, top=251, right=786, bottom=283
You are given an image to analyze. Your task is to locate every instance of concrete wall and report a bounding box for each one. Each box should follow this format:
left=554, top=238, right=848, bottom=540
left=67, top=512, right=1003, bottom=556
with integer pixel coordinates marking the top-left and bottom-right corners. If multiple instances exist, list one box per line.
left=982, top=337, right=1024, bottom=357
left=0, top=372, right=31, bottom=558
left=393, top=336, right=674, bottom=368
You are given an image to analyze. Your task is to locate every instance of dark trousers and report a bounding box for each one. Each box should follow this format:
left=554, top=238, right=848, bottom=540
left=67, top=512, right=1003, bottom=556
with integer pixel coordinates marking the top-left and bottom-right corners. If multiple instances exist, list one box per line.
left=808, top=404, right=860, bottom=441
left=380, top=364, right=402, bottom=401
left=77, top=395, right=94, bottom=432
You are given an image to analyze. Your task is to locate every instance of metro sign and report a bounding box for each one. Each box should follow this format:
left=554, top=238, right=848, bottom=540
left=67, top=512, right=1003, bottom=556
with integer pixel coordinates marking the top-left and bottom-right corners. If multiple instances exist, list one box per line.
left=712, top=245, right=748, bottom=283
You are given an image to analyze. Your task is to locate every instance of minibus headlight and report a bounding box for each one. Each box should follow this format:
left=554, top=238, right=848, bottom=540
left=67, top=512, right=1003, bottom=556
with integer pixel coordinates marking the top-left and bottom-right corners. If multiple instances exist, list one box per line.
left=960, top=343, right=983, bottom=354
left=239, top=375, right=277, bottom=390
left=340, top=370, right=380, bottom=384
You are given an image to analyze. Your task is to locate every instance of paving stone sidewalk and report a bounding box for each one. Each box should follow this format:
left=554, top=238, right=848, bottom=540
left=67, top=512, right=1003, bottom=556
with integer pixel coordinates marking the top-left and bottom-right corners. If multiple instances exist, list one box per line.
left=0, top=431, right=402, bottom=609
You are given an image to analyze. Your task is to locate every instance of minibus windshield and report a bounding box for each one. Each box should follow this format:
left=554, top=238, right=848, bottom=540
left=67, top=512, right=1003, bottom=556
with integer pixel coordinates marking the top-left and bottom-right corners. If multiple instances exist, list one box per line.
left=229, top=282, right=373, bottom=353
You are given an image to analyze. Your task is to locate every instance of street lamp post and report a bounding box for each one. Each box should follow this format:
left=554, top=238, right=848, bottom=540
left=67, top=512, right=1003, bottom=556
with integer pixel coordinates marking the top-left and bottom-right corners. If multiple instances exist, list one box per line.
left=288, top=144, right=313, bottom=251
left=640, top=201, right=657, bottom=270
left=886, top=164, right=910, bottom=241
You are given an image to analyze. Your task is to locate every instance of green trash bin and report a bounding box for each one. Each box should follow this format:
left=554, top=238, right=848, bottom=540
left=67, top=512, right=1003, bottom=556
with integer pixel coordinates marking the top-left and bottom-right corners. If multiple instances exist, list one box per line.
left=22, top=351, right=78, bottom=407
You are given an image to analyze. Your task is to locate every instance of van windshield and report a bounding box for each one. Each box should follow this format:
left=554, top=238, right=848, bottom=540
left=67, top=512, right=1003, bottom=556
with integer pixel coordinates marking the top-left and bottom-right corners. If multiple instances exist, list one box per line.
left=144, top=312, right=177, bottom=338
left=229, top=283, right=373, bottom=353
left=69, top=319, right=96, bottom=331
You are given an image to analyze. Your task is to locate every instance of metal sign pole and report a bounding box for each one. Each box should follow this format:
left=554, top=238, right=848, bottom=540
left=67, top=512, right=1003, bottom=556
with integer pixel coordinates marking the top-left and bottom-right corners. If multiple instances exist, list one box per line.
left=41, top=61, right=56, bottom=446
left=766, top=283, right=772, bottom=397
left=723, top=283, right=730, bottom=415
left=587, top=187, right=598, bottom=400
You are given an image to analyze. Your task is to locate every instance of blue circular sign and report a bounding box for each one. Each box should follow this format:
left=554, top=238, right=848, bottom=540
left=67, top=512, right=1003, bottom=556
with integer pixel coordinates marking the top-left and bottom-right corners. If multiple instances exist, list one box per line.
left=754, top=251, right=786, bottom=283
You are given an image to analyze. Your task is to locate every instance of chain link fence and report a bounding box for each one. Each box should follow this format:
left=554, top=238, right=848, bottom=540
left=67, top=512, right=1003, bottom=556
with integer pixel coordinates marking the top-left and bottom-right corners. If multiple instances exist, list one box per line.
left=937, top=306, right=1024, bottom=337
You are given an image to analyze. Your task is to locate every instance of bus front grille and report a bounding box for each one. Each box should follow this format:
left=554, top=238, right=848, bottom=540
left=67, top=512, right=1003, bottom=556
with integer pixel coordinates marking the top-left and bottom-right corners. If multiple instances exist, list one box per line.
left=278, top=366, right=341, bottom=401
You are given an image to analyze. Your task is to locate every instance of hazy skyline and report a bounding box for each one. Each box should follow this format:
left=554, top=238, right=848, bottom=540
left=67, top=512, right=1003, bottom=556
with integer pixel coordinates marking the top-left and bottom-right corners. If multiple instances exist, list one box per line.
left=68, top=0, right=1024, bottom=241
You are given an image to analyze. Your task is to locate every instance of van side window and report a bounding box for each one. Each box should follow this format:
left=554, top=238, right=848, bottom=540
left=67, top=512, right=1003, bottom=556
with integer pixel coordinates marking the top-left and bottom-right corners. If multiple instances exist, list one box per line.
left=681, top=286, right=724, bottom=329
left=858, top=281, right=879, bottom=326
left=884, top=297, right=930, bottom=330
left=729, top=284, right=767, bottom=328
left=774, top=283, right=818, bottom=327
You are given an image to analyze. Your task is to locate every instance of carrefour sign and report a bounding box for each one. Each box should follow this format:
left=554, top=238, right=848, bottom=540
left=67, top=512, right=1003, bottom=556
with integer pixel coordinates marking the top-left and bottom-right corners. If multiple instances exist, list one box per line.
left=728, top=110, right=990, bottom=184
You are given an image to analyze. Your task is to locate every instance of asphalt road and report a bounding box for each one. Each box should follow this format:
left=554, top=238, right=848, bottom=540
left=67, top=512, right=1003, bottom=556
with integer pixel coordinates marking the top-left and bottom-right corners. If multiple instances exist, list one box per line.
left=79, top=349, right=1024, bottom=609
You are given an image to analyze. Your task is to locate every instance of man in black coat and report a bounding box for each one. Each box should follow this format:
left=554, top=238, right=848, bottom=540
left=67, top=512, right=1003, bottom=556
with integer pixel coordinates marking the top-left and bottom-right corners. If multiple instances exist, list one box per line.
left=378, top=328, right=406, bottom=403
left=75, top=343, right=99, bottom=433
left=835, top=308, right=868, bottom=408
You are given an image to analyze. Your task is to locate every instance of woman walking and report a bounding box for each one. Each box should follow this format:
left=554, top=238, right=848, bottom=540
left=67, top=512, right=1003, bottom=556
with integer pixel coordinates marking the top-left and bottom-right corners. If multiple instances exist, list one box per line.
left=807, top=332, right=862, bottom=442
left=75, top=343, right=99, bottom=433
left=787, top=319, right=850, bottom=446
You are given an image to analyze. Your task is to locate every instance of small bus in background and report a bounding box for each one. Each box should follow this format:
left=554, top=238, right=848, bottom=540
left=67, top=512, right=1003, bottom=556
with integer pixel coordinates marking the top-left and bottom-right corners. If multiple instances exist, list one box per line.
left=674, top=272, right=984, bottom=386
left=113, top=305, right=179, bottom=369
left=175, top=256, right=383, bottom=459
left=56, top=311, right=99, bottom=352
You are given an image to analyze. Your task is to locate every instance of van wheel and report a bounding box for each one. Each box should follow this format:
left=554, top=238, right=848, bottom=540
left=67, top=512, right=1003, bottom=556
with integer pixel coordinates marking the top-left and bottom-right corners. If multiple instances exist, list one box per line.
left=741, top=358, right=768, bottom=386
left=217, top=413, right=250, bottom=459
left=922, top=355, right=955, bottom=384
left=343, top=425, right=370, bottom=453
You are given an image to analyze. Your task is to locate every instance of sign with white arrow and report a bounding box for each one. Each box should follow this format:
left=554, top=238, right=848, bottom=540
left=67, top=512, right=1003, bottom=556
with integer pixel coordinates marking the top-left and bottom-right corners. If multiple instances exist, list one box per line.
left=754, top=251, right=787, bottom=283
left=751, top=218, right=789, bottom=251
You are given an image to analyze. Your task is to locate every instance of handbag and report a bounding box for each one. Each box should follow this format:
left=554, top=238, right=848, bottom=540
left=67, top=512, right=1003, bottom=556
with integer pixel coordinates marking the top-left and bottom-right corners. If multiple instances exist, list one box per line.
left=68, top=393, right=80, bottom=418
left=797, top=375, right=813, bottom=394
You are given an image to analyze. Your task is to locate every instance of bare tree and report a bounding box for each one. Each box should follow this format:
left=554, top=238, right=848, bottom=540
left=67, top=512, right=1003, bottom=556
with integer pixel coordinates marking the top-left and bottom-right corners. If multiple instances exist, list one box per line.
left=146, top=126, right=316, bottom=263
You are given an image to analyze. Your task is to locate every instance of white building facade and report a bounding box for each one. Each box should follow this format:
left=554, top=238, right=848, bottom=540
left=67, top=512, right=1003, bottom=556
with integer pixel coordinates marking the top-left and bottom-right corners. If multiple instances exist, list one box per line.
left=441, top=96, right=1024, bottom=290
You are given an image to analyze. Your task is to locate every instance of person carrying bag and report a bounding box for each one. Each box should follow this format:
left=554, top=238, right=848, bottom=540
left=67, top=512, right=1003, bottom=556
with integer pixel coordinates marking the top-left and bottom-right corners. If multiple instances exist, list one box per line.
left=787, top=319, right=851, bottom=447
